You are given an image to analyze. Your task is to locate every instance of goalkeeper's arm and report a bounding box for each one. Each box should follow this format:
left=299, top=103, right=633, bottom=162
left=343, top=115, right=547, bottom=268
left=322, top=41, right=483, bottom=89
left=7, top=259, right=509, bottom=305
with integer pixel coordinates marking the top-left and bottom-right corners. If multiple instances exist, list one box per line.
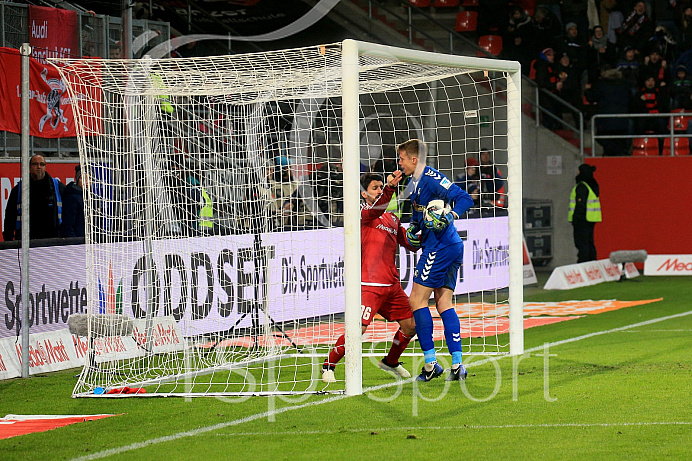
left=426, top=184, right=474, bottom=231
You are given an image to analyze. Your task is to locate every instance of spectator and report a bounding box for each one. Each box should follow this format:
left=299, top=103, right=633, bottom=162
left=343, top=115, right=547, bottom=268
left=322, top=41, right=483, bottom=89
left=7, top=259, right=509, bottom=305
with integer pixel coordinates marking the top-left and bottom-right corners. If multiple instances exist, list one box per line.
left=647, top=25, right=677, bottom=62
left=677, top=6, right=692, bottom=52
left=640, top=47, right=671, bottom=88
left=616, top=1, right=654, bottom=53
left=651, top=0, right=679, bottom=41
left=600, top=0, right=619, bottom=32
left=502, top=6, right=535, bottom=74
left=587, top=25, right=618, bottom=83
left=534, top=47, right=564, bottom=129
left=537, top=1, right=563, bottom=24
left=531, top=7, right=564, bottom=52
left=477, top=0, right=510, bottom=36
left=632, top=75, right=669, bottom=138
left=267, top=164, right=298, bottom=230
left=561, top=1, right=590, bottom=41
left=616, top=45, right=642, bottom=94
left=605, top=3, right=626, bottom=47
left=568, top=163, right=601, bottom=263
left=3, top=154, right=65, bottom=241
left=557, top=53, right=584, bottom=113
left=584, top=64, right=633, bottom=156
left=670, top=64, right=692, bottom=109
left=479, top=149, right=506, bottom=209
left=561, top=22, right=588, bottom=76
left=454, top=157, right=481, bottom=208
left=311, top=161, right=344, bottom=226
left=60, top=165, right=85, bottom=238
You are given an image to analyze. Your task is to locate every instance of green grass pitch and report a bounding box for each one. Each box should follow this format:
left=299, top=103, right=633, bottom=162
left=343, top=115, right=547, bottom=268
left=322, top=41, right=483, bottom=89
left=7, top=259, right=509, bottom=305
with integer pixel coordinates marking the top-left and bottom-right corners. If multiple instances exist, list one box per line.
left=1, top=275, right=691, bottom=460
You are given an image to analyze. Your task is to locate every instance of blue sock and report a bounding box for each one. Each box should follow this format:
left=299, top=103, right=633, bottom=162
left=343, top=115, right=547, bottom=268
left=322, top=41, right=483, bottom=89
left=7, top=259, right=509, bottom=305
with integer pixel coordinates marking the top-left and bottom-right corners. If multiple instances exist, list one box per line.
left=413, top=308, right=436, bottom=363
left=440, top=309, right=462, bottom=365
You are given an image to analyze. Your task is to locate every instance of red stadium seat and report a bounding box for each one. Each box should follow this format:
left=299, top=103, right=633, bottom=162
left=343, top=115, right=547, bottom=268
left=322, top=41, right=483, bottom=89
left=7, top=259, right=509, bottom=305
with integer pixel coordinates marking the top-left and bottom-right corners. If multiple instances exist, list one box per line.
left=631, top=137, right=659, bottom=156
left=455, top=11, right=478, bottom=32
left=668, top=108, right=691, bottom=132
left=461, top=0, right=479, bottom=6
left=407, top=0, right=432, bottom=7
left=662, top=137, right=690, bottom=156
left=434, top=0, right=460, bottom=7
left=477, top=35, right=502, bottom=57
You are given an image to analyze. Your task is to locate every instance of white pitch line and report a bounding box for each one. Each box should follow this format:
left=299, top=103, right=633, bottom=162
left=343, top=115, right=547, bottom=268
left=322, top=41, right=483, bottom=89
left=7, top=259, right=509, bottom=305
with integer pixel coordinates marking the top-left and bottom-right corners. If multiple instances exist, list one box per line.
left=71, top=309, right=692, bottom=461
left=213, top=421, right=692, bottom=437
left=621, top=330, right=692, bottom=333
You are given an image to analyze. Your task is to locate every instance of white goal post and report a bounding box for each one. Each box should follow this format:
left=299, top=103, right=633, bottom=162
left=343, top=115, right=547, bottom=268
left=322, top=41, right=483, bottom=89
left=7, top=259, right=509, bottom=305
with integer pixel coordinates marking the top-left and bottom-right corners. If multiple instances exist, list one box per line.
left=53, top=39, right=522, bottom=397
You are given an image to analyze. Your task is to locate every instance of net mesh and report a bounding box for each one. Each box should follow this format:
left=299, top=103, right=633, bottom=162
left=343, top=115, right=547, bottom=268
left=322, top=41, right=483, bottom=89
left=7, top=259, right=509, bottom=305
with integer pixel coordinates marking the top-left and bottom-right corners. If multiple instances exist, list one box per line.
left=52, top=42, right=518, bottom=396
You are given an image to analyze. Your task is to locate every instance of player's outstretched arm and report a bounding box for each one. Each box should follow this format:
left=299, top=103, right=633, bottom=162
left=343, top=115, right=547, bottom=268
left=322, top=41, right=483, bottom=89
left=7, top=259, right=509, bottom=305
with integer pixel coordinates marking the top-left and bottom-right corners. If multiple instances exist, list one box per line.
left=400, top=221, right=421, bottom=250
left=361, top=183, right=396, bottom=223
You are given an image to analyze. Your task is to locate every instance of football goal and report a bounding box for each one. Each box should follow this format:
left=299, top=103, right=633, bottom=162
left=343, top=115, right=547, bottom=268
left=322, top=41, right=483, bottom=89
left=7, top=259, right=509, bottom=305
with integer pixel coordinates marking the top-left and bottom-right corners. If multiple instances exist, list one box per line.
left=53, top=39, right=523, bottom=397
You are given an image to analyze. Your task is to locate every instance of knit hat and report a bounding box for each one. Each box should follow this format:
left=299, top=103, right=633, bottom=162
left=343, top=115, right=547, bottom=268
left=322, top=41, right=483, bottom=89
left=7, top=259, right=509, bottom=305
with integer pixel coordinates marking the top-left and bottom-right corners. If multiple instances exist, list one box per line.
left=542, top=47, right=554, bottom=56
left=565, top=22, right=577, bottom=32
left=466, top=158, right=479, bottom=167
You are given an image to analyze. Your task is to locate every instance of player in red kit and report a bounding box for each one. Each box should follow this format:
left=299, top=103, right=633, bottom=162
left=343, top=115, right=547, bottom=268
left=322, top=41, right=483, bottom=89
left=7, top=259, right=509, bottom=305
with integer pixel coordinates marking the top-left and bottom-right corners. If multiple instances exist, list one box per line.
left=322, top=171, right=420, bottom=383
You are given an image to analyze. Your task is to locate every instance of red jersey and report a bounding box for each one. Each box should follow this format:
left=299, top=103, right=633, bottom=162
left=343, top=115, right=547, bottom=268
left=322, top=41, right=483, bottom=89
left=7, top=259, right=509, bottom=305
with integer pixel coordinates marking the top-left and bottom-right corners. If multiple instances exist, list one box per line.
left=361, top=185, right=416, bottom=286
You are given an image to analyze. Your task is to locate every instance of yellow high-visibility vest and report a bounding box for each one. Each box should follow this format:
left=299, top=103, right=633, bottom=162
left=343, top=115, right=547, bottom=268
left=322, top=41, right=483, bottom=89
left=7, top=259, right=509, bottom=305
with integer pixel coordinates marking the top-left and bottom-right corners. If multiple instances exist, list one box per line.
left=199, top=187, right=213, bottom=229
left=569, top=182, right=602, bottom=222
left=151, top=73, right=174, bottom=114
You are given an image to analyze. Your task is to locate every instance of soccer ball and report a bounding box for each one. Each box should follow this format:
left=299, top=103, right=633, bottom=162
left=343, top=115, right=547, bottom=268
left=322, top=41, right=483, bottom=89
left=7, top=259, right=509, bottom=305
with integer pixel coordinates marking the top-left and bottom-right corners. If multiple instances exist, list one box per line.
left=424, top=199, right=451, bottom=230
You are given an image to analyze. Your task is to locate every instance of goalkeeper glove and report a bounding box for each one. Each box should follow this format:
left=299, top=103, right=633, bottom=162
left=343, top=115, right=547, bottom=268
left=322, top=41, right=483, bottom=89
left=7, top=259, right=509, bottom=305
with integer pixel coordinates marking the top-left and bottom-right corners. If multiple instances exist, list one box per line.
left=425, top=210, right=456, bottom=232
left=405, top=223, right=421, bottom=249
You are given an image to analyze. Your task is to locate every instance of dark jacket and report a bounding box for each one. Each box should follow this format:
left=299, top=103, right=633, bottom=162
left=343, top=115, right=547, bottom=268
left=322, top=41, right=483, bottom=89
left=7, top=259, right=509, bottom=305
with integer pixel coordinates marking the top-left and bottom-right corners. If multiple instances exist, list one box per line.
left=3, top=173, right=65, bottom=241
left=60, top=181, right=85, bottom=238
left=535, top=52, right=560, bottom=92
left=585, top=68, right=633, bottom=133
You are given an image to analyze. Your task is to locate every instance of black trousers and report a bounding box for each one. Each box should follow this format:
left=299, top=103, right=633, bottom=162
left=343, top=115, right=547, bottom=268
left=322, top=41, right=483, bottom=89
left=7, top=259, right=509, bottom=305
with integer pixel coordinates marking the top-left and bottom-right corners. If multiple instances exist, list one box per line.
left=572, top=220, right=597, bottom=263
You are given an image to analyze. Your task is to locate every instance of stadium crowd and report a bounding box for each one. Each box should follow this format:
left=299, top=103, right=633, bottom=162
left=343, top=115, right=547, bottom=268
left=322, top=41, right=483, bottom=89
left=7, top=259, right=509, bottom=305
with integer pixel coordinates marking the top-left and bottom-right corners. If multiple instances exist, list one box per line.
left=492, top=0, right=692, bottom=155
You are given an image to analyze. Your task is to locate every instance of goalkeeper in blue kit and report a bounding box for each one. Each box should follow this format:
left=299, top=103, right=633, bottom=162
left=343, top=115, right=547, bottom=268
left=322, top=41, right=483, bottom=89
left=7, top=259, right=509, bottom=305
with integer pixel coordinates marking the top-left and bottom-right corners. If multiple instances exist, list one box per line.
left=398, top=139, right=474, bottom=382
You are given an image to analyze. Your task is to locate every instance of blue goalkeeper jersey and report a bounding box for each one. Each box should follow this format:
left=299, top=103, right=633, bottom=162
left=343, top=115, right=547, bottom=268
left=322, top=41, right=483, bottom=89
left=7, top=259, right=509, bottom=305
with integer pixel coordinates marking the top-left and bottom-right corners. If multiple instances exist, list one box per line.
left=409, top=165, right=474, bottom=251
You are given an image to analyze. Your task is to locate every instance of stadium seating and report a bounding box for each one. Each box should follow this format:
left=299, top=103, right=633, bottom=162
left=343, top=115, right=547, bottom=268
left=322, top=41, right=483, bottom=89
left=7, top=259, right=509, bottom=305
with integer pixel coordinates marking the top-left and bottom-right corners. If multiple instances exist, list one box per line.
left=477, top=35, right=502, bottom=57
left=662, top=136, right=690, bottom=156
left=461, top=0, right=479, bottom=6
left=631, top=137, right=659, bottom=156
left=668, top=108, right=691, bottom=132
left=407, top=0, right=432, bottom=7
left=433, top=0, right=459, bottom=7
left=455, top=11, right=478, bottom=33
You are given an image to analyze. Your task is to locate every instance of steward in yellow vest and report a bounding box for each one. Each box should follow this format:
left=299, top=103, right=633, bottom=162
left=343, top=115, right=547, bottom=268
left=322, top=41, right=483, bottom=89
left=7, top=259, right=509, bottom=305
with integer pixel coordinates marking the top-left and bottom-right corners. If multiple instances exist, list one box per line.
left=568, top=164, right=601, bottom=263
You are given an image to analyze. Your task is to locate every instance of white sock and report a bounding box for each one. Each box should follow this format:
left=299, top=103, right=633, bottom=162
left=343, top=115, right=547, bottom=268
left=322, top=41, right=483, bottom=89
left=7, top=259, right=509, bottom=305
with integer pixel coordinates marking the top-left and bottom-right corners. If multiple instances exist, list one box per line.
left=424, top=361, right=437, bottom=372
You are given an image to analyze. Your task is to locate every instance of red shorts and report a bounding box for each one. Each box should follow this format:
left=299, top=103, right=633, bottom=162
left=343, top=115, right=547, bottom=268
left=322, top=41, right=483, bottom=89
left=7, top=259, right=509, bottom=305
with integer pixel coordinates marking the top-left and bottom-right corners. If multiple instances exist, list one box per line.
left=360, top=284, right=413, bottom=327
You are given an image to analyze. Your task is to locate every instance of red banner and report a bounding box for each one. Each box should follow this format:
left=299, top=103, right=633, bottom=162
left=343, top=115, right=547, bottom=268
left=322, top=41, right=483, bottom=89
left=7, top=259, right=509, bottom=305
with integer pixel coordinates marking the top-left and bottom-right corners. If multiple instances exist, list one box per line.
left=0, top=47, right=102, bottom=138
left=29, top=6, right=79, bottom=65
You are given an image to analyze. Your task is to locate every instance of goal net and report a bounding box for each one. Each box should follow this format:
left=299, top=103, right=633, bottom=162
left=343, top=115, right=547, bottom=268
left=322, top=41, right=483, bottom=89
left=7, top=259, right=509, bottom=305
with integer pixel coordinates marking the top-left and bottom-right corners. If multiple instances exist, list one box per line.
left=53, top=40, right=523, bottom=397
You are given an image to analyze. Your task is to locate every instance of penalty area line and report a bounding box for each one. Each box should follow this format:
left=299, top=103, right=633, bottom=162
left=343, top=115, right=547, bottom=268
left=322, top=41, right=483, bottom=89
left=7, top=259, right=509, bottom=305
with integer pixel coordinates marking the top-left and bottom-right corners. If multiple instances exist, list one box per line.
left=70, top=309, right=692, bottom=461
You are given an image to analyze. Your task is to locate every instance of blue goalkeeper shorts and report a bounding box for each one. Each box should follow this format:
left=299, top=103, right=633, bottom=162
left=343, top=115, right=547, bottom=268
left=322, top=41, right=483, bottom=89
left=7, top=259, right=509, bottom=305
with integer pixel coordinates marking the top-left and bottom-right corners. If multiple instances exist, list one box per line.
left=413, top=242, right=464, bottom=290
